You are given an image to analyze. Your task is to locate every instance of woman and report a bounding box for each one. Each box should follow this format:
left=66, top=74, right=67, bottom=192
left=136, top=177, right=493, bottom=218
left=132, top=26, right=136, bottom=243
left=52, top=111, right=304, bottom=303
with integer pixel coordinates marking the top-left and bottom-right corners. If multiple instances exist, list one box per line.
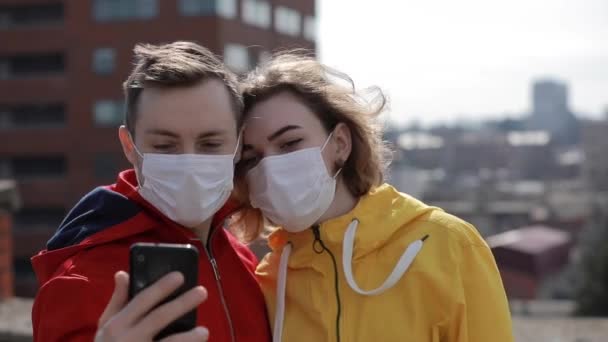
left=236, top=53, right=514, bottom=342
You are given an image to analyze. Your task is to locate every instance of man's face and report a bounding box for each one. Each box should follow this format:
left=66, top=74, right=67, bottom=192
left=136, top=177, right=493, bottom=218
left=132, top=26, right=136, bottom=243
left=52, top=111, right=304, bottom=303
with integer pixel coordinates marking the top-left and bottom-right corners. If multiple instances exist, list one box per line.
left=119, top=79, right=239, bottom=182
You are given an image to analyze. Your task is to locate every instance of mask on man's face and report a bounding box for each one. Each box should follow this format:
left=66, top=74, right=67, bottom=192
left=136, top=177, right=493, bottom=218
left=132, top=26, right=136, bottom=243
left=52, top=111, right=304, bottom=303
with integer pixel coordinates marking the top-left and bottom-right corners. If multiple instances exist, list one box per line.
left=131, top=135, right=238, bottom=228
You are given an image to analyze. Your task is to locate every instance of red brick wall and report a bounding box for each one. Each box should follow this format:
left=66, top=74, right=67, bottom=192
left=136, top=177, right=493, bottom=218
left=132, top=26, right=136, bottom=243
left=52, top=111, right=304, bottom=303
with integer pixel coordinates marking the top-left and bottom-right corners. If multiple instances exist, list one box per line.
left=0, top=211, right=14, bottom=299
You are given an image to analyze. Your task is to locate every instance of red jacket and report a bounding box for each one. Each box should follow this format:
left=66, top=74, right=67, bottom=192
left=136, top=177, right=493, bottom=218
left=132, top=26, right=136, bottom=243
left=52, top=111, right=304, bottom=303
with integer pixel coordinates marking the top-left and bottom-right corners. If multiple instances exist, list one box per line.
left=31, top=170, right=271, bottom=342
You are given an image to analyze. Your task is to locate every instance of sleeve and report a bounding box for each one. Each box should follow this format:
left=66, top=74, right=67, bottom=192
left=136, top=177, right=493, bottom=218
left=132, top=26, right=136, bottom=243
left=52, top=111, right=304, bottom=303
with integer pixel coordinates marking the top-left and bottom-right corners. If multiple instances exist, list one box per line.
left=32, top=275, right=111, bottom=342
left=447, top=243, right=514, bottom=342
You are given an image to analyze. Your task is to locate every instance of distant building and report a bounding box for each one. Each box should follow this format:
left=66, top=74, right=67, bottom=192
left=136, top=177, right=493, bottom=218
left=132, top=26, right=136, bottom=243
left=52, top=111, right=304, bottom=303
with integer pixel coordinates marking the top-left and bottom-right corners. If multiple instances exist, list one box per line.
left=582, top=118, right=608, bottom=191
left=488, top=226, right=573, bottom=300
left=526, top=79, right=579, bottom=145
left=0, top=0, right=316, bottom=296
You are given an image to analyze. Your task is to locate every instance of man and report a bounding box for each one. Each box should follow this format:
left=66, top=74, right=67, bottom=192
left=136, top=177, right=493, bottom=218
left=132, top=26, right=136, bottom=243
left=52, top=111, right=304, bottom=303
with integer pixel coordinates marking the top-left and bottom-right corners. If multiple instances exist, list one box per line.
left=31, top=41, right=270, bottom=342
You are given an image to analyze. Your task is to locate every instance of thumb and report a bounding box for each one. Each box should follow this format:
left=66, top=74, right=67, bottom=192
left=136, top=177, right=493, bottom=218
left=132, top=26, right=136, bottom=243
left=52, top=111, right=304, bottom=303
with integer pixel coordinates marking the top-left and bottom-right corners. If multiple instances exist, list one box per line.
left=98, top=271, right=130, bottom=328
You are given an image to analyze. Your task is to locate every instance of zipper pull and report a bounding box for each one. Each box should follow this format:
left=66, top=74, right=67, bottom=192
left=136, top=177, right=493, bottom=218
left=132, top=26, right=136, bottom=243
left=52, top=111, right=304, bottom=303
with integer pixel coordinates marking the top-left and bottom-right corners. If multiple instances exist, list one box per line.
left=312, top=224, right=325, bottom=254
left=210, top=258, right=221, bottom=281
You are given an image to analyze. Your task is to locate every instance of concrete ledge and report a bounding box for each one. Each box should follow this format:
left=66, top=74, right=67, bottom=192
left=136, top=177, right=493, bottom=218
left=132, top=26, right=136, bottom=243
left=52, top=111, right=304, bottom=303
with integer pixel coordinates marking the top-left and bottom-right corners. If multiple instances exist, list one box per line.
left=1, top=297, right=606, bottom=341
left=0, top=180, right=20, bottom=212
left=513, top=318, right=608, bottom=342
left=0, top=298, right=32, bottom=342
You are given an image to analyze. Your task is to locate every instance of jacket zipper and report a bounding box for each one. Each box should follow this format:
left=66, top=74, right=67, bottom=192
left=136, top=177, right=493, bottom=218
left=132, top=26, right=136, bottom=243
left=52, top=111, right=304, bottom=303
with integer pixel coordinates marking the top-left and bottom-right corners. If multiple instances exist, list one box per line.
left=312, top=224, right=342, bottom=342
left=203, top=227, right=237, bottom=342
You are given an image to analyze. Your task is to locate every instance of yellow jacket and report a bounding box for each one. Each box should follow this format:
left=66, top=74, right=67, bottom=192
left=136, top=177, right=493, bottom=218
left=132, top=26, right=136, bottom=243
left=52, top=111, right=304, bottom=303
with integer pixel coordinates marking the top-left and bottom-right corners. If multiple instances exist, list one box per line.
left=256, top=184, right=513, bottom=342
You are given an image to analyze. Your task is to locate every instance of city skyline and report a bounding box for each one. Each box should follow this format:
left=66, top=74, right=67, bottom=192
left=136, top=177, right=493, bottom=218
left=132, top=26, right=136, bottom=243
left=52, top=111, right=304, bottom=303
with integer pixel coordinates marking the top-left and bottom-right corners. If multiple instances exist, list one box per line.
left=318, top=0, right=608, bottom=126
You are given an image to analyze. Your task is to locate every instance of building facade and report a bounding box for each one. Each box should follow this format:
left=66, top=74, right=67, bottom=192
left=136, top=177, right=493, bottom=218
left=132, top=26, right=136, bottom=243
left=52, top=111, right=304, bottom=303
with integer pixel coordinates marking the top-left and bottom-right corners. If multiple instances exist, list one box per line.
left=0, top=0, right=316, bottom=296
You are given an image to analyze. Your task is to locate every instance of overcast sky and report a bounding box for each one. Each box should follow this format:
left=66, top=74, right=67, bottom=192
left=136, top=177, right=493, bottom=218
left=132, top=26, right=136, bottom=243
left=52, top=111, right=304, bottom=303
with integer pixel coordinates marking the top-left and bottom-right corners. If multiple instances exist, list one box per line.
left=318, top=0, right=608, bottom=125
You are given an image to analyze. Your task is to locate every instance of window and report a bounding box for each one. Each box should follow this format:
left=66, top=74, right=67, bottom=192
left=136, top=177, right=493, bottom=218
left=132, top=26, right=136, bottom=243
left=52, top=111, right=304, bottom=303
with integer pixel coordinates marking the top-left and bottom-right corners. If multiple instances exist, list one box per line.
left=14, top=258, right=35, bottom=281
left=93, top=0, right=158, bottom=22
left=242, top=0, right=270, bottom=28
left=223, top=44, right=249, bottom=73
left=179, top=0, right=215, bottom=16
left=303, top=15, right=316, bottom=41
left=10, top=156, right=67, bottom=180
left=93, top=48, right=116, bottom=75
left=0, top=103, right=65, bottom=129
left=179, top=0, right=236, bottom=18
left=0, top=53, right=64, bottom=79
left=0, top=3, right=64, bottom=29
left=217, top=0, right=237, bottom=19
left=0, top=160, right=9, bottom=178
left=94, top=100, right=123, bottom=126
left=0, top=60, right=7, bottom=79
left=94, top=153, right=122, bottom=181
left=14, top=207, right=66, bottom=230
left=274, top=6, right=300, bottom=36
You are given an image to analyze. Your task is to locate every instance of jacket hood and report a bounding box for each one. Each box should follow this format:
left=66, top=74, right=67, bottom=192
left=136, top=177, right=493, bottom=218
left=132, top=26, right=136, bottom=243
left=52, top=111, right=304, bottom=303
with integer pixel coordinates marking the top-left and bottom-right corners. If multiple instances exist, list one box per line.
left=267, top=183, right=436, bottom=267
left=32, top=169, right=241, bottom=285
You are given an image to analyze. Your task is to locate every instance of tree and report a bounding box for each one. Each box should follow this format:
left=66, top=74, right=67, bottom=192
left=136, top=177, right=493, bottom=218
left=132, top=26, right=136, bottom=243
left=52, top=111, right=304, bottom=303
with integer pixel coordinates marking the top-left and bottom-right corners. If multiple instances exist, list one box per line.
left=575, top=197, right=608, bottom=316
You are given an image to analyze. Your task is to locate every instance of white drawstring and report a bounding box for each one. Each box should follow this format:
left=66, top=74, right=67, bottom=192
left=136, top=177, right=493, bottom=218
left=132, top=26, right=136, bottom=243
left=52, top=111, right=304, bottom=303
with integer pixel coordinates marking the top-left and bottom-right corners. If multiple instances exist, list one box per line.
left=273, top=221, right=426, bottom=341
left=343, top=220, right=425, bottom=296
left=273, top=243, right=292, bottom=342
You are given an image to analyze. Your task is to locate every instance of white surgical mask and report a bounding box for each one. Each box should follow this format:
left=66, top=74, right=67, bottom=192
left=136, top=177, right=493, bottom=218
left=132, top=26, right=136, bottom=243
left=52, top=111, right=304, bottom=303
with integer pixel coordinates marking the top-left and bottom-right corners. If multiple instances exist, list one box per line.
left=133, top=138, right=238, bottom=228
left=247, top=133, right=339, bottom=232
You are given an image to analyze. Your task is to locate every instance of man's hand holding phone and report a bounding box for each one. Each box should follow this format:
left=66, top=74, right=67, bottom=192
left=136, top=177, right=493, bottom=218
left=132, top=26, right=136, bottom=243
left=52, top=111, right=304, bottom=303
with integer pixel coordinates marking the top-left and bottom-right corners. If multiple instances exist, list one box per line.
left=95, top=271, right=208, bottom=341
left=96, top=243, right=205, bottom=341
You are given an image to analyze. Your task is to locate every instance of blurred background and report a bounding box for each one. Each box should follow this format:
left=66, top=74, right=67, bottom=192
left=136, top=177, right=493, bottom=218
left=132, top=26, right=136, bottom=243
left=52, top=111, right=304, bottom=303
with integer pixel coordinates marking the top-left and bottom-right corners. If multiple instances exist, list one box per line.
left=0, top=0, right=606, bottom=340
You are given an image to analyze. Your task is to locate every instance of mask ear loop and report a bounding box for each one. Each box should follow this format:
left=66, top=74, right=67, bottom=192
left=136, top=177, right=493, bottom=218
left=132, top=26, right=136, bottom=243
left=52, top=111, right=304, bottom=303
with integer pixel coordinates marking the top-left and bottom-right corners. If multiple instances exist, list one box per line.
left=232, top=133, right=242, bottom=157
left=333, top=163, right=343, bottom=179
left=128, top=132, right=146, bottom=188
left=321, top=132, right=343, bottom=179
left=128, top=132, right=145, bottom=158
left=321, top=132, right=334, bottom=151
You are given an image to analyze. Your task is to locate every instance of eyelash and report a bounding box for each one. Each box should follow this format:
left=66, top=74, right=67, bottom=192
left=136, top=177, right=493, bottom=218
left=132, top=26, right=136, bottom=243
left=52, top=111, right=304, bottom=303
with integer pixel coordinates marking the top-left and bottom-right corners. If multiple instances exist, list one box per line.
left=200, top=142, right=221, bottom=148
left=153, top=144, right=173, bottom=151
left=280, top=138, right=302, bottom=150
left=240, top=138, right=303, bottom=169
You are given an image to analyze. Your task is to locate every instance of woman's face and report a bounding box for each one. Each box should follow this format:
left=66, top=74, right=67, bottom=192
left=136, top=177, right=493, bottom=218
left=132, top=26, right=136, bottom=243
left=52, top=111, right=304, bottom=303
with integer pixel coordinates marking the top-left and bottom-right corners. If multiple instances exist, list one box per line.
left=240, top=91, right=340, bottom=174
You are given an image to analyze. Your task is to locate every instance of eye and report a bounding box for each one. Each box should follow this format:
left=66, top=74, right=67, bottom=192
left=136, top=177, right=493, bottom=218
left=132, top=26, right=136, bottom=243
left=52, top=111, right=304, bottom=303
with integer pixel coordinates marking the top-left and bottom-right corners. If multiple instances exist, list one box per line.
left=280, top=138, right=302, bottom=150
left=152, top=144, right=175, bottom=153
left=198, top=140, right=223, bottom=151
left=203, top=142, right=222, bottom=149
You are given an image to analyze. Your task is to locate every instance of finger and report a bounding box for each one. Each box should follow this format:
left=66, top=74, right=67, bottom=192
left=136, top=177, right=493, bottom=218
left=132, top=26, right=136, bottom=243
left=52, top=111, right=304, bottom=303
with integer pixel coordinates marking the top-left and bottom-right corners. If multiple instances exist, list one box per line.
left=131, top=286, right=207, bottom=339
left=114, top=271, right=185, bottom=329
left=98, top=271, right=130, bottom=327
left=159, top=327, right=209, bottom=342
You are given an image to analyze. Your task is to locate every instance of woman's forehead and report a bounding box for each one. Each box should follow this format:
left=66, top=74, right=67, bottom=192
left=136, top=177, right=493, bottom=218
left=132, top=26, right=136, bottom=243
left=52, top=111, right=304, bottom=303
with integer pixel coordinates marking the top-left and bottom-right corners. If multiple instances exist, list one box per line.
left=243, top=93, right=324, bottom=138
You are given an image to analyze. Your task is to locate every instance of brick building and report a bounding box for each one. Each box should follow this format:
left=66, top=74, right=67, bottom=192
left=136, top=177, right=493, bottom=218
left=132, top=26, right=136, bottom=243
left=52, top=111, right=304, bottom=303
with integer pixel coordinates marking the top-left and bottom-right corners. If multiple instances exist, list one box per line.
left=0, top=0, right=316, bottom=296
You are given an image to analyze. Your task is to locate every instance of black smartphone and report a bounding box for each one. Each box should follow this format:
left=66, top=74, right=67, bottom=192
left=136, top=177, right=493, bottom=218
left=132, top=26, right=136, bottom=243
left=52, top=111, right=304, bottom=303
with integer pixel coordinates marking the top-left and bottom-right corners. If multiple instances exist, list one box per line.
left=129, top=242, right=199, bottom=340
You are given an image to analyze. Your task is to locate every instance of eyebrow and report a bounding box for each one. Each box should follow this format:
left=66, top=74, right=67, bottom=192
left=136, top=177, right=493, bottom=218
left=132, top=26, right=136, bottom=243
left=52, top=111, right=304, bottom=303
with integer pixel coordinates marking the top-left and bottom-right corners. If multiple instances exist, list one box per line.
left=267, top=125, right=302, bottom=142
left=144, top=129, right=226, bottom=139
left=242, top=125, right=303, bottom=152
left=145, top=129, right=179, bottom=138
left=197, top=130, right=225, bottom=139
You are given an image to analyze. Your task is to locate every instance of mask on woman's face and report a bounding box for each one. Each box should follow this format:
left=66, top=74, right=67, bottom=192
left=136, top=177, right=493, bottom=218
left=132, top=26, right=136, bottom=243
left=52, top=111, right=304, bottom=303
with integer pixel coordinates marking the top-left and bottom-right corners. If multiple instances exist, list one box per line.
left=132, top=136, right=238, bottom=228
left=247, top=133, right=340, bottom=232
